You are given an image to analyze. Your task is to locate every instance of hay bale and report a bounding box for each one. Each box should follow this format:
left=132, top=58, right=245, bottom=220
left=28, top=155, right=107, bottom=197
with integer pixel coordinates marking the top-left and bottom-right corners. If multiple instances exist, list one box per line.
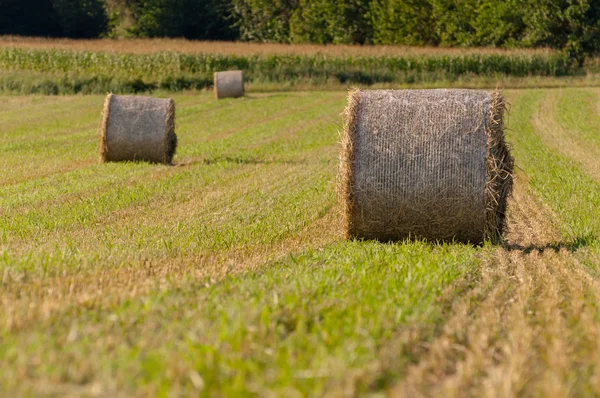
left=100, top=94, right=177, bottom=164
left=338, top=89, right=513, bottom=244
left=214, top=70, right=245, bottom=99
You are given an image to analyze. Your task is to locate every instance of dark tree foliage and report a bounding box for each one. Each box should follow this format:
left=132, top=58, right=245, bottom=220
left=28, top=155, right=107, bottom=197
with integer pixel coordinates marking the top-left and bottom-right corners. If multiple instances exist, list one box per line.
left=0, top=0, right=107, bottom=38
left=127, top=0, right=237, bottom=39
left=0, top=0, right=60, bottom=36
left=53, top=0, right=108, bottom=38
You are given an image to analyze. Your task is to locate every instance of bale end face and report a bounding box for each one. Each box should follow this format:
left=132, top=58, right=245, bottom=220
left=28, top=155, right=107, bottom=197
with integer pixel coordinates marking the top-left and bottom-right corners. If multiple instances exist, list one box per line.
left=484, top=92, right=514, bottom=244
left=100, top=93, right=113, bottom=162
left=163, top=98, right=177, bottom=164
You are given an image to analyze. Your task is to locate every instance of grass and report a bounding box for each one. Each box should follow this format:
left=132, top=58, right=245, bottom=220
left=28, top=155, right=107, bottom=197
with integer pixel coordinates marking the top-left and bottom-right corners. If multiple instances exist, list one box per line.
left=2, top=242, right=478, bottom=396
left=4, top=87, right=600, bottom=395
left=0, top=91, right=481, bottom=395
left=509, top=89, right=600, bottom=240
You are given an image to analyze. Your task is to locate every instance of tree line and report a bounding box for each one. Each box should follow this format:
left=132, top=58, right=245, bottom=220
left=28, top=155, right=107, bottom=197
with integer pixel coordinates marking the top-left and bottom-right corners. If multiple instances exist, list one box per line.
left=2, top=0, right=600, bottom=57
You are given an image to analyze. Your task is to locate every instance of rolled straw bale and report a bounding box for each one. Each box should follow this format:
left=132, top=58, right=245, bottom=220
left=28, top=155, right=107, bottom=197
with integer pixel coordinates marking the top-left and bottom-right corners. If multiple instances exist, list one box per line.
left=338, top=89, right=513, bottom=244
left=214, top=70, right=245, bottom=99
left=100, top=94, right=177, bottom=164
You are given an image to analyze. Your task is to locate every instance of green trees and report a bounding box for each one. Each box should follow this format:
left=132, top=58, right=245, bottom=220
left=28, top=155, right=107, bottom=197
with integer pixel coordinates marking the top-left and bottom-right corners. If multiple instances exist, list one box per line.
left=53, top=0, right=108, bottom=38
left=289, top=0, right=372, bottom=44
left=0, top=0, right=236, bottom=40
left=370, top=0, right=436, bottom=45
left=468, top=0, right=525, bottom=47
left=0, top=0, right=107, bottom=38
left=230, top=0, right=297, bottom=42
left=521, top=0, right=600, bottom=64
left=229, top=0, right=600, bottom=56
left=127, top=0, right=237, bottom=39
left=1, top=0, right=600, bottom=57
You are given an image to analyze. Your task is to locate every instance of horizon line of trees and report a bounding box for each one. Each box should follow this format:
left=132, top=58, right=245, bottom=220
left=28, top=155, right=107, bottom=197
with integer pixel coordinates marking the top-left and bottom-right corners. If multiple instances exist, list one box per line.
left=1, top=0, right=600, bottom=58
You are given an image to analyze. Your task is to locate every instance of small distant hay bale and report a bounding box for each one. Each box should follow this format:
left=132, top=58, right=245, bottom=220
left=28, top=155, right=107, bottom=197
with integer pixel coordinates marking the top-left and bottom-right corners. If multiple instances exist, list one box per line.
left=100, top=94, right=177, bottom=164
left=338, top=89, right=513, bottom=244
left=214, top=70, right=245, bottom=99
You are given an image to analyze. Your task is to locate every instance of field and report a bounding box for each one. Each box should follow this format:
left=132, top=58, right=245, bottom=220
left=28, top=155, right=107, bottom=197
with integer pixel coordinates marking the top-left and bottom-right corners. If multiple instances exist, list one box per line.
left=3, top=84, right=600, bottom=396
left=2, top=36, right=598, bottom=95
left=0, top=36, right=559, bottom=56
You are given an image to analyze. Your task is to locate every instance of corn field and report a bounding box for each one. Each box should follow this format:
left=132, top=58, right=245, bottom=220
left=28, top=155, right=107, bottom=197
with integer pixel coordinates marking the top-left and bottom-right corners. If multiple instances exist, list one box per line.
left=0, top=47, right=578, bottom=94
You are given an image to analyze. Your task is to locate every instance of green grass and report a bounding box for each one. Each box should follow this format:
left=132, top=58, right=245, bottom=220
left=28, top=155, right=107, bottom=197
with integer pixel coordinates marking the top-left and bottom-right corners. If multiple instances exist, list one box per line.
left=1, top=242, right=478, bottom=396
left=5, top=88, right=600, bottom=395
left=508, top=90, right=600, bottom=242
left=0, top=92, right=481, bottom=395
left=507, top=88, right=600, bottom=274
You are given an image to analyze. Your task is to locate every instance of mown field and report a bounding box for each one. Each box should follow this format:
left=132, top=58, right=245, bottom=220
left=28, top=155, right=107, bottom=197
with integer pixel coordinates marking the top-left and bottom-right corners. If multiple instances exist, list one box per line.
left=2, top=87, right=600, bottom=396
left=2, top=36, right=596, bottom=95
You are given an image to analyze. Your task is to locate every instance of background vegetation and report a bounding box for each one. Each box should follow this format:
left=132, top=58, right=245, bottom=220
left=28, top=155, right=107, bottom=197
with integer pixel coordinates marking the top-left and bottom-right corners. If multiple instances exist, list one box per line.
left=0, top=46, right=578, bottom=94
left=2, top=0, right=600, bottom=59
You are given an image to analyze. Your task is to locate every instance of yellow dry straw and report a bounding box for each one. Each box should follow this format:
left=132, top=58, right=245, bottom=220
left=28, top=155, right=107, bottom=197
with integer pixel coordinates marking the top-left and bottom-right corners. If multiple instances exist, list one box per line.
left=213, top=70, right=245, bottom=99
left=100, top=94, right=177, bottom=164
left=338, top=89, right=513, bottom=244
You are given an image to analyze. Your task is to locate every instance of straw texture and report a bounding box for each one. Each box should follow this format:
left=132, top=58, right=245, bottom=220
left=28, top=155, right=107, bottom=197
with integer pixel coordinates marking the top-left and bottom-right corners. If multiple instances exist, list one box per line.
left=100, top=94, right=177, bottom=164
left=214, top=70, right=245, bottom=99
left=338, top=89, right=513, bottom=244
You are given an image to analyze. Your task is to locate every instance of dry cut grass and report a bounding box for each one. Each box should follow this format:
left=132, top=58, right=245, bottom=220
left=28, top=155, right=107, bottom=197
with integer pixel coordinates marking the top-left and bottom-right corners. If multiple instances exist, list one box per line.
left=393, top=178, right=572, bottom=396
left=0, top=35, right=557, bottom=57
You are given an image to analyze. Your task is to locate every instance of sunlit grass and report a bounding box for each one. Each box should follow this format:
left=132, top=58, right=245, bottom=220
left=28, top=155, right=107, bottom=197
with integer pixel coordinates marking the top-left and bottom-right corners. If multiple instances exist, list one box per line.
left=5, top=87, right=600, bottom=395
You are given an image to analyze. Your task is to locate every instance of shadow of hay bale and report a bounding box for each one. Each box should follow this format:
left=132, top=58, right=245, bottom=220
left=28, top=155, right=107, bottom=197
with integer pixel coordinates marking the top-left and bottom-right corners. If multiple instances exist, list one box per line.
left=505, top=233, right=598, bottom=254
left=202, top=155, right=304, bottom=166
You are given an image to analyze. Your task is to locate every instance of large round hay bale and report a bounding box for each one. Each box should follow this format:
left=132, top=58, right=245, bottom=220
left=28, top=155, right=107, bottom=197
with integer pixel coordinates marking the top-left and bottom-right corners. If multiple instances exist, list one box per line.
left=100, top=94, right=177, bottom=164
left=338, top=89, right=513, bottom=244
left=214, top=70, right=245, bottom=99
